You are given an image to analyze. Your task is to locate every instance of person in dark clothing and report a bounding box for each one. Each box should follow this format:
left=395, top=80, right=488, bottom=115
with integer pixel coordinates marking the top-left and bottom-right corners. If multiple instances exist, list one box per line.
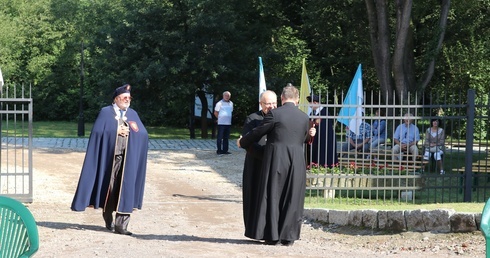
left=71, top=84, right=149, bottom=236
left=241, top=90, right=277, bottom=239
left=306, top=94, right=338, bottom=167
left=237, top=85, right=315, bottom=246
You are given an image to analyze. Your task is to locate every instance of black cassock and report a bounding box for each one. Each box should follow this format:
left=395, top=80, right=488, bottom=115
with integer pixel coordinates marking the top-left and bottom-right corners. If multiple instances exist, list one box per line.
left=241, top=111, right=266, bottom=238
left=309, top=107, right=338, bottom=167
left=240, top=102, right=310, bottom=242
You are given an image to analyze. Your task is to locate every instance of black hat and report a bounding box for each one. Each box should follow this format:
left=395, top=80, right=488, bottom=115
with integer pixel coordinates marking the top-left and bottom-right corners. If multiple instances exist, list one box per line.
left=113, top=84, right=131, bottom=99
left=307, top=94, right=320, bottom=102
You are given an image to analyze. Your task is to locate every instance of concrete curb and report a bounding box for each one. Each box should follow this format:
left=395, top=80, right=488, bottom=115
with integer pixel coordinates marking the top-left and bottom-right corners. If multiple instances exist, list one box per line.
left=304, top=208, right=482, bottom=233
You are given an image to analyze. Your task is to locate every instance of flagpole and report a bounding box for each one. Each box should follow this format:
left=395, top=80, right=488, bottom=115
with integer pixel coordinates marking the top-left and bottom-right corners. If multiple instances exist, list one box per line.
left=78, top=41, right=85, bottom=137
left=0, top=67, right=3, bottom=155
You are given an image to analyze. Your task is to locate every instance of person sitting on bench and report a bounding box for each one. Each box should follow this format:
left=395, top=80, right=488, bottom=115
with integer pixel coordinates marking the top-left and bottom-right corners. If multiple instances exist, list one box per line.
left=423, top=118, right=445, bottom=175
left=341, top=121, right=371, bottom=158
left=392, top=113, right=420, bottom=161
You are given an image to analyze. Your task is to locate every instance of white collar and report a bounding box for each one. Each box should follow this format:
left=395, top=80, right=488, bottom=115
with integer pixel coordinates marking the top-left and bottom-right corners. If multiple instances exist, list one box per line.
left=112, top=104, right=126, bottom=113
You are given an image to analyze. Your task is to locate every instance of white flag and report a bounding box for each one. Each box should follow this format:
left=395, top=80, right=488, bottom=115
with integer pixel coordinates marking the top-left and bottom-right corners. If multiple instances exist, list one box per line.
left=258, top=57, right=267, bottom=110
left=0, top=67, right=4, bottom=93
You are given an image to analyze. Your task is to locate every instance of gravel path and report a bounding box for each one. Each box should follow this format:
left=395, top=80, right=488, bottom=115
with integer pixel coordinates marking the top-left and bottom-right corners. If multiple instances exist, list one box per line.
left=26, top=147, right=486, bottom=257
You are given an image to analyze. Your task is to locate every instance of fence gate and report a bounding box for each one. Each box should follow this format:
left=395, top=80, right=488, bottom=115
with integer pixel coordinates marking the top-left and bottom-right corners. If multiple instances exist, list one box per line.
left=0, top=84, right=33, bottom=202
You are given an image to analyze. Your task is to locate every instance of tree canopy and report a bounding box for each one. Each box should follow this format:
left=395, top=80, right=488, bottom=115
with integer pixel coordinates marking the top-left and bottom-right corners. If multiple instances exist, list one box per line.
left=0, top=0, right=488, bottom=127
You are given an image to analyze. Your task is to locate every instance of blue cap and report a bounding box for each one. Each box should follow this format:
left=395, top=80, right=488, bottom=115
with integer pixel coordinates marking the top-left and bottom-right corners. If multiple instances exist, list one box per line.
left=113, top=84, right=131, bottom=99
left=307, top=94, right=320, bottom=102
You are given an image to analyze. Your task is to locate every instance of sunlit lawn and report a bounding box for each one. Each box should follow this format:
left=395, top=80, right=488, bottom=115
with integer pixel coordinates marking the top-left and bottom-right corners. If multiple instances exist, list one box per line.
left=2, top=121, right=242, bottom=139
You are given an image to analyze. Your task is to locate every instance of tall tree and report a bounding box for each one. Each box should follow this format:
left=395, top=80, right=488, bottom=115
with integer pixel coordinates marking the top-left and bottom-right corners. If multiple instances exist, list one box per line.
left=301, top=0, right=374, bottom=95
left=365, top=0, right=450, bottom=104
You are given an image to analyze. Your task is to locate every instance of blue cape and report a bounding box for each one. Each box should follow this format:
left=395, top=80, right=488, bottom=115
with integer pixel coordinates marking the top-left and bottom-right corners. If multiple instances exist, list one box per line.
left=71, top=106, right=148, bottom=213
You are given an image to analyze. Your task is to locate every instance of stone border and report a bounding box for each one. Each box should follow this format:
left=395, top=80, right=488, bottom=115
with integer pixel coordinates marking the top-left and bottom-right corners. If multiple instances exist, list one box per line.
left=304, top=208, right=482, bottom=233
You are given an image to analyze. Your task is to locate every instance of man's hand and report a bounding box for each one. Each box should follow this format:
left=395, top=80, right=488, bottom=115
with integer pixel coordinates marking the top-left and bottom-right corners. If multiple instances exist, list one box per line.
left=400, top=143, right=408, bottom=151
left=309, top=125, right=316, bottom=137
left=118, top=125, right=130, bottom=137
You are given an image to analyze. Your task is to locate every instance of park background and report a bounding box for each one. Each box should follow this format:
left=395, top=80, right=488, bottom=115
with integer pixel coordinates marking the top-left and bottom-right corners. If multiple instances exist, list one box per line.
left=1, top=0, right=488, bottom=138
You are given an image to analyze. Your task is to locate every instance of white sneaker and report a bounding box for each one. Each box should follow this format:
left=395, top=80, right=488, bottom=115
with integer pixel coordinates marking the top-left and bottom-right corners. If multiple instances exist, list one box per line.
left=440, top=170, right=445, bottom=175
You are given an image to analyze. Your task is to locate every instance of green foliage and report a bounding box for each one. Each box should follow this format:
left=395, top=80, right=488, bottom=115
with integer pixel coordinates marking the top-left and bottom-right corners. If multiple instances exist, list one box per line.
left=0, top=0, right=489, bottom=139
left=301, top=0, right=374, bottom=94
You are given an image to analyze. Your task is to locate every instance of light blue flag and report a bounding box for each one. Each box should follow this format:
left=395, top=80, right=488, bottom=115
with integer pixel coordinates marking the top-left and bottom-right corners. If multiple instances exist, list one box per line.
left=258, top=57, right=267, bottom=110
left=337, top=64, right=364, bottom=135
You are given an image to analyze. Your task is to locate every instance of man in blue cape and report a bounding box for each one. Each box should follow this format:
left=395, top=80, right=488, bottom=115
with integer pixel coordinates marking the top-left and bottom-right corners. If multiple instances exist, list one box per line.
left=71, top=84, right=148, bottom=236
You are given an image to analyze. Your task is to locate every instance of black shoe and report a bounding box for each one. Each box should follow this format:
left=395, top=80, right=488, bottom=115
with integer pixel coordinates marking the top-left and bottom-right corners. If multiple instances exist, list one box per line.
left=223, top=152, right=232, bottom=155
left=281, top=240, right=294, bottom=246
left=217, top=150, right=223, bottom=155
left=264, top=240, right=279, bottom=245
left=105, top=222, right=114, bottom=231
left=114, top=227, right=133, bottom=236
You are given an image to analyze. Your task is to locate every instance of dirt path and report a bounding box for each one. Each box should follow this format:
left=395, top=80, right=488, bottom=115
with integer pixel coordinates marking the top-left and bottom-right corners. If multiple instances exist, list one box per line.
left=27, top=148, right=485, bottom=257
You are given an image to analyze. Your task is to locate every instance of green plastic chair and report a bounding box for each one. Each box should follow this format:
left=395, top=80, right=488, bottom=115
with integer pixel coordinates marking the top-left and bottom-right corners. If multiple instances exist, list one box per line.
left=481, top=198, right=490, bottom=258
left=0, top=196, right=39, bottom=258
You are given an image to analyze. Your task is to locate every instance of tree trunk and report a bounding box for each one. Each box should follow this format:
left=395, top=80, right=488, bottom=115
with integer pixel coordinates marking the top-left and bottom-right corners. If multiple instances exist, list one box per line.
left=393, top=0, right=413, bottom=103
left=366, top=0, right=451, bottom=106
left=365, top=0, right=393, bottom=105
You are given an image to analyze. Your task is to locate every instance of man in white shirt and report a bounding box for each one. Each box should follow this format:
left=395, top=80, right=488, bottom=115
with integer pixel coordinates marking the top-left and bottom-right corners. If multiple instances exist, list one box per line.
left=214, top=91, right=233, bottom=155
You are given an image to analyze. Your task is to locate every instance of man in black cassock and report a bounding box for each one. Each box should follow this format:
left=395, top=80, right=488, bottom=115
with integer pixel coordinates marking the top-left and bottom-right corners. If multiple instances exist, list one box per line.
left=241, top=90, right=277, bottom=239
left=71, top=84, right=148, bottom=236
left=238, top=85, right=315, bottom=246
left=306, top=94, right=338, bottom=167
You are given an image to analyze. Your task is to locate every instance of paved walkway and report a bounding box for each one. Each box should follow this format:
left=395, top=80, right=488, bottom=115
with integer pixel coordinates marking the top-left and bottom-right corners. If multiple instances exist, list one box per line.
left=2, top=137, right=240, bottom=151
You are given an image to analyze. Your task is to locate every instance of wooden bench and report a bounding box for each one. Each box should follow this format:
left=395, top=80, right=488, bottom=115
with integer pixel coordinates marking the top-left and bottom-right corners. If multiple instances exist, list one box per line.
left=454, top=163, right=490, bottom=178
left=454, top=163, right=490, bottom=192
left=337, top=150, right=428, bottom=172
left=454, top=158, right=490, bottom=174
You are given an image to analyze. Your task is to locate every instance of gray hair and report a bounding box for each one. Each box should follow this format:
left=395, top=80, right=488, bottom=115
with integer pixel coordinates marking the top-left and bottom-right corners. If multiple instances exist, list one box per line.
left=281, top=85, right=299, bottom=101
left=260, top=90, right=277, bottom=102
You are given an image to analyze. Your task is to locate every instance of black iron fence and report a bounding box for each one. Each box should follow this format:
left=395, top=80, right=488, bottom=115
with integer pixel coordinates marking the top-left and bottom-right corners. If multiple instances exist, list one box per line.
left=304, top=89, right=490, bottom=204
left=0, top=84, right=33, bottom=202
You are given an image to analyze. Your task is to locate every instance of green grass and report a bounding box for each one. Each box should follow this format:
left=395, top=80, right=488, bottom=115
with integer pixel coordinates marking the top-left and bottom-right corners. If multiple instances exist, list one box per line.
left=2, top=121, right=242, bottom=139
left=304, top=170, right=490, bottom=212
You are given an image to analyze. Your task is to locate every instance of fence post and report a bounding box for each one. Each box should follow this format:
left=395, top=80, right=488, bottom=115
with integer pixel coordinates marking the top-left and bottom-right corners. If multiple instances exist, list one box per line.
left=464, top=89, right=475, bottom=202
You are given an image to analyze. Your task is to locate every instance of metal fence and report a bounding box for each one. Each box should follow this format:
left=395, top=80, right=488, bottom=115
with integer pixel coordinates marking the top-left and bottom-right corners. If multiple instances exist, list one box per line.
left=304, top=89, right=490, bottom=205
left=0, top=84, right=33, bottom=202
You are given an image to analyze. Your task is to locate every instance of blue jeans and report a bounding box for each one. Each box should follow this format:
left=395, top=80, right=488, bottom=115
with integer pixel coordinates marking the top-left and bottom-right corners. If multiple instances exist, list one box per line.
left=216, top=125, right=231, bottom=154
left=341, top=139, right=369, bottom=157
left=369, top=137, right=386, bottom=151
